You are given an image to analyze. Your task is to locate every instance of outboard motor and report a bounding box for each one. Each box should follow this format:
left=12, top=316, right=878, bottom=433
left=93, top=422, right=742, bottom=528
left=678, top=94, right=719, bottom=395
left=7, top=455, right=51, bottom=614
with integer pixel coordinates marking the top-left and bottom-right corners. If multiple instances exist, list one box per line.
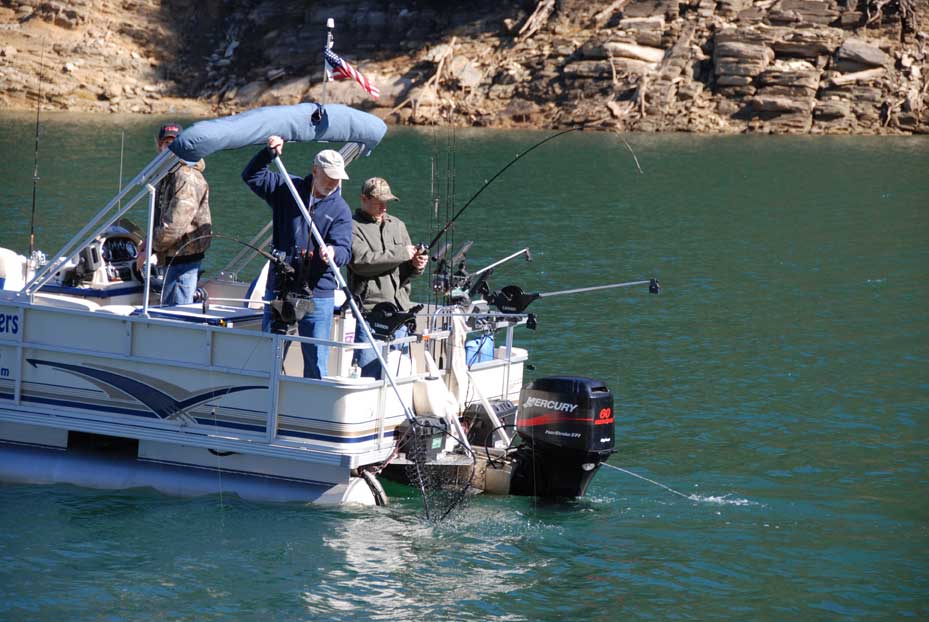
left=509, top=376, right=615, bottom=497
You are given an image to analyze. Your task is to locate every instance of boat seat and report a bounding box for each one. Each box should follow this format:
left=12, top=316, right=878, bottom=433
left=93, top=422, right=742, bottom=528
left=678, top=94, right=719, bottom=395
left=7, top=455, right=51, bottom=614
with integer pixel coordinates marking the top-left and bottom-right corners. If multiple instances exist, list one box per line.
left=33, top=292, right=101, bottom=312
left=244, top=261, right=269, bottom=310
left=133, top=303, right=264, bottom=328
left=0, top=248, right=27, bottom=292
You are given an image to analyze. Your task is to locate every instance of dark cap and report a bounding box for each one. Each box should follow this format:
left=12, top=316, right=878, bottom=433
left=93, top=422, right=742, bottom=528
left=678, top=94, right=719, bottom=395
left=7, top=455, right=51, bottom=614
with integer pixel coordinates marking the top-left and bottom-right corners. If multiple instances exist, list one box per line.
left=158, top=122, right=182, bottom=141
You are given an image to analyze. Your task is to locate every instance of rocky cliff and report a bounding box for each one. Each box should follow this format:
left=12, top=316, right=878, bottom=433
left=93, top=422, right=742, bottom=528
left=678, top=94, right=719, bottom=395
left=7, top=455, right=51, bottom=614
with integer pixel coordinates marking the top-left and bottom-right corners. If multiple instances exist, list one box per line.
left=0, top=0, right=926, bottom=134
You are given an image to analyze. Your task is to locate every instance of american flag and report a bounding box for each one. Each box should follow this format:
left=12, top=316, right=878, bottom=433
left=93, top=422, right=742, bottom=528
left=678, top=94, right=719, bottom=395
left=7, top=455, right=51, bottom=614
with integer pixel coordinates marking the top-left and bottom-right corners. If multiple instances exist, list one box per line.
left=324, top=48, right=380, bottom=100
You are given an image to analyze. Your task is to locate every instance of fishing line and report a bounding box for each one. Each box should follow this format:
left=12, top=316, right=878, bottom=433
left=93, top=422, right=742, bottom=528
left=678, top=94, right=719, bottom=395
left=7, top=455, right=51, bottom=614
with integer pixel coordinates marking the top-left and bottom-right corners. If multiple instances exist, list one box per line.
left=602, top=463, right=693, bottom=499
left=426, top=127, right=580, bottom=250
left=603, top=464, right=753, bottom=505
left=620, top=137, right=644, bottom=175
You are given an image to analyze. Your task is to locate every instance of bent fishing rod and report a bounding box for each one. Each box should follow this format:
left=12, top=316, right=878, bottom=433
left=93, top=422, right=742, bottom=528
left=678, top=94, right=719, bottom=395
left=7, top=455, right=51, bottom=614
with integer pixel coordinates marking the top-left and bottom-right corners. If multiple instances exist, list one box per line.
left=424, top=127, right=581, bottom=251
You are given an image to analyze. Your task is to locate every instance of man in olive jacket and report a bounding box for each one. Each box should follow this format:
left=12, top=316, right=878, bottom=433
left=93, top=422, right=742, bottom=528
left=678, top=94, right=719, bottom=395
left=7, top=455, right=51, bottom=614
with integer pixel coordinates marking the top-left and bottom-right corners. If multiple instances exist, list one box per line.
left=348, top=177, right=427, bottom=377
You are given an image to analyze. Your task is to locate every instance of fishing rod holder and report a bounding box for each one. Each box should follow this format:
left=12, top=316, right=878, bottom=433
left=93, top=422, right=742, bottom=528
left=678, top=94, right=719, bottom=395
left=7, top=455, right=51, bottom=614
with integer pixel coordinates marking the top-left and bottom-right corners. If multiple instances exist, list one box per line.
left=365, top=302, right=423, bottom=339
left=490, top=285, right=541, bottom=314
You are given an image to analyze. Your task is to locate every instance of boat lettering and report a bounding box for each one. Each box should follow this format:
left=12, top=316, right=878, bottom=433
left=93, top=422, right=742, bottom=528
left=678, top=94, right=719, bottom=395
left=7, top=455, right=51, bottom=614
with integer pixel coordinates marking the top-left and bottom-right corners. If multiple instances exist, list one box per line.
left=0, top=313, right=19, bottom=335
left=0, top=368, right=9, bottom=378
left=545, top=429, right=581, bottom=438
left=523, top=396, right=578, bottom=413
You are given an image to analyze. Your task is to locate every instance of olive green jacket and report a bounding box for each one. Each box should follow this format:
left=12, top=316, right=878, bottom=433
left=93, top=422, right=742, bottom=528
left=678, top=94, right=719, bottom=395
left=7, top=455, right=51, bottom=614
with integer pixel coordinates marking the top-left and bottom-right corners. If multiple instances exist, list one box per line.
left=348, top=209, right=423, bottom=312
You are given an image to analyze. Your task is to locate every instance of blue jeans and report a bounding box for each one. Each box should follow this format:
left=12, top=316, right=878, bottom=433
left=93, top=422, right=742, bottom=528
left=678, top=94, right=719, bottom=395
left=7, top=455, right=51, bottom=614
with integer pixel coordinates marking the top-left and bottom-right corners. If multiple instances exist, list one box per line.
left=297, top=297, right=334, bottom=379
left=354, top=323, right=408, bottom=379
left=161, top=261, right=200, bottom=305
left=261, top=290, right=333, bottom=379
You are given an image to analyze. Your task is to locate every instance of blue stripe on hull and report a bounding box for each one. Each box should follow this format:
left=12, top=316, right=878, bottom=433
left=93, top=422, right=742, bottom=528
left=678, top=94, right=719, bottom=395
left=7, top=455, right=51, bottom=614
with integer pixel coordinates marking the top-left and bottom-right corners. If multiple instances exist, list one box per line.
left=2, top=392, right=398, bottom=444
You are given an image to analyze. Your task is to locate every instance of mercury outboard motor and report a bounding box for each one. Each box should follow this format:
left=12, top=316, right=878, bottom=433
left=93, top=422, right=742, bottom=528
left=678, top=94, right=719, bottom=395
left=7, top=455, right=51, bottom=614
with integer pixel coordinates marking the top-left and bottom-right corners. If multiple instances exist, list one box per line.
left=509, top=376, right=615, bottom=497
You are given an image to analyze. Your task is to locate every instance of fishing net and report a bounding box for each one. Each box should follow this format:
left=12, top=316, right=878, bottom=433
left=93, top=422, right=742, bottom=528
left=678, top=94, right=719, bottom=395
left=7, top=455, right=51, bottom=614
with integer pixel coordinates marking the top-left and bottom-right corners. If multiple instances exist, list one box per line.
left=401, top=420, right=475, bottom=522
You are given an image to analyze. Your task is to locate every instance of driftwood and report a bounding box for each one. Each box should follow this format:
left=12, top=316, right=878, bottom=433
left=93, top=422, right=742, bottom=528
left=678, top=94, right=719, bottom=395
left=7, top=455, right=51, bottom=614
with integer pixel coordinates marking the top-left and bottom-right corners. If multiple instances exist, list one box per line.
left=389, top=37, right=457, bottom=117
left=636, top=75, right=649, bottom=116
left=592, top=0, right=631, bottom=28
left=827, top=67, right=885, bottom=86
left=518, top=0, right=556, bottom=40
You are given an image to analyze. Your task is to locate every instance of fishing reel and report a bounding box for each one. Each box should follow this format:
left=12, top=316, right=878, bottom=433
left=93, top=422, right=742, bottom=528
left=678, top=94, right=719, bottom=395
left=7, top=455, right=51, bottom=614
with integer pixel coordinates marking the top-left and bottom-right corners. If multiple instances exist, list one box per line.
left=431, top=240, right=475, bottom=304
left=268, top=249, right=314, bottom=335
left=364, top=302, right=424, bottom=339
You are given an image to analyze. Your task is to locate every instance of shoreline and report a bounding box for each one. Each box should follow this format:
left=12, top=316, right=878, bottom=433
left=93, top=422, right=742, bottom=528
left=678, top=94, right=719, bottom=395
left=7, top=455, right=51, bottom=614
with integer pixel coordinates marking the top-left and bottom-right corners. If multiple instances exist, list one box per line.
left=1, top=1, right=926, bottom=136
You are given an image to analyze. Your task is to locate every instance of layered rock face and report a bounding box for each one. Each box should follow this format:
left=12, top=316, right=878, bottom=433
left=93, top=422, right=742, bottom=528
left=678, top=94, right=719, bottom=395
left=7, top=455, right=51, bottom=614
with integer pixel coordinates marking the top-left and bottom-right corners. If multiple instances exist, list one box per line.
left=0, top=0, right=925, bottom=134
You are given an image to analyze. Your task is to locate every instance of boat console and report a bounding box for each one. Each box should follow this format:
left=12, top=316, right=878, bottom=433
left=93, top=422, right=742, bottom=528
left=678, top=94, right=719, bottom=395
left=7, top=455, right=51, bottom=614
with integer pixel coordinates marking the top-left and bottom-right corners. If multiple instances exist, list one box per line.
left=41, top=220, right=149, bottom=305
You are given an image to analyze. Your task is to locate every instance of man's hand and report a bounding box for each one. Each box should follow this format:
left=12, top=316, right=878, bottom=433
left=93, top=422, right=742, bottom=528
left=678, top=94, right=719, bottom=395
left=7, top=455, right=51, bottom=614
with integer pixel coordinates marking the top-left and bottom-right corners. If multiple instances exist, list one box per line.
left=267, top=135, right=284, bottom=156
left=318, top=244, right=335, bottom=263
left=411, top=249, right=428, bottom=271
left=404, top=245, right=420, bottom=261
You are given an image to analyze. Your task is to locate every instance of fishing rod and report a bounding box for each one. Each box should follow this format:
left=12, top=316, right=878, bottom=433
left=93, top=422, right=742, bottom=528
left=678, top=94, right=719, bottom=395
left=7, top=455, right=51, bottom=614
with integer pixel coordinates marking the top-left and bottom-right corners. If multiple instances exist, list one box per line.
left=163, top=231, right=290, bottom=276
left=491, top=278, right=660, bottom=313
left=472, top=247, right=532, bottom=277
left=424, top=127, right=580, bottom=250
left=28, top=40, right=47, bottom=257
left=117, top=130, right=125, bottom=210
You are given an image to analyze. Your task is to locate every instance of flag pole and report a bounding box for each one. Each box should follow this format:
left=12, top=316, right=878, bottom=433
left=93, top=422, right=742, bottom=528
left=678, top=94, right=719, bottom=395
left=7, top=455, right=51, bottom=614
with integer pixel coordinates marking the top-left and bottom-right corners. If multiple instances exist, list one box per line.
left=321, top=17, right=334, bottom=107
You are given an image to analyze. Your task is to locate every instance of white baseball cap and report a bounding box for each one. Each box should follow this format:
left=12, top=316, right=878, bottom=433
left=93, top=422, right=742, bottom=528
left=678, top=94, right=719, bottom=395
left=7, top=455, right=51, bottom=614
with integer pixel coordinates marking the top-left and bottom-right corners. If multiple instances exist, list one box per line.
left=314, top=149, right=349, bottom=180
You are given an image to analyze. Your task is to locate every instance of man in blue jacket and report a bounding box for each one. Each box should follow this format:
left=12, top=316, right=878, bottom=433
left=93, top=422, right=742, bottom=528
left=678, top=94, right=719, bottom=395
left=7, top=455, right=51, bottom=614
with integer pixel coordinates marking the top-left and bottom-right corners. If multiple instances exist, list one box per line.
left=242, top=135, right=352, bottom=379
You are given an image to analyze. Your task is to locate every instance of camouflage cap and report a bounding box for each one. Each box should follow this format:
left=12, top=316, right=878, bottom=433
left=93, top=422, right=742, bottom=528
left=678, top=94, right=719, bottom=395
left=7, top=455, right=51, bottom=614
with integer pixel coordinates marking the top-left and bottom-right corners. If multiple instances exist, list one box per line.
left=362, top=177, right=399, bottom=202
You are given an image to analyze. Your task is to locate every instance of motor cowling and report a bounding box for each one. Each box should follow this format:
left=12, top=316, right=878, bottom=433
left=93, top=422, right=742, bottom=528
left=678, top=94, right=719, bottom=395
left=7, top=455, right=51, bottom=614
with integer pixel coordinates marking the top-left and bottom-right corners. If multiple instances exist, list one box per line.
left=509, top=376, right=615, bottom=497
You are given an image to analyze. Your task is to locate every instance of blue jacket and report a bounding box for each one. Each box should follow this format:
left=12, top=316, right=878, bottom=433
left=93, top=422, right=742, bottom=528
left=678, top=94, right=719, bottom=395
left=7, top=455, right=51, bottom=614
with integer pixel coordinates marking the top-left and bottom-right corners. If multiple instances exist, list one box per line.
left=242, top=147, right=352, bottom=298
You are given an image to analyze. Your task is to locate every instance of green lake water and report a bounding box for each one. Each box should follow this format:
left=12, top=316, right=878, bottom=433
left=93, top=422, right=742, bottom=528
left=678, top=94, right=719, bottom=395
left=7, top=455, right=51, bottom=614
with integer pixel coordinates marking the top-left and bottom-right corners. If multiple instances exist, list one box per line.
left=0, top=112, right=926, bottom=621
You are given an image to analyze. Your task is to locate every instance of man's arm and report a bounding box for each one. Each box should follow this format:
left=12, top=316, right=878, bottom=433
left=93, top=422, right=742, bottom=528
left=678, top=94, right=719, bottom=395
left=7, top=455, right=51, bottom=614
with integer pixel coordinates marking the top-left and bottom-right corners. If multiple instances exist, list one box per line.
left=325, top=203, right=354, bottom=268
left=152, top=167, right=204, bottom=253
left=241, top=144, right=285, bottom=201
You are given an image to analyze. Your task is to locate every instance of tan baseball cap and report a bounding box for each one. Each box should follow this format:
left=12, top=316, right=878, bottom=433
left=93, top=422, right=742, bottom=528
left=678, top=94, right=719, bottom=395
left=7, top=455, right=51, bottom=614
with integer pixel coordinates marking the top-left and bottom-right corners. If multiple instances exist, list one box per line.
left=362, top=177, right=399, bottom=201
left=314, top=149, right=349, bottom=180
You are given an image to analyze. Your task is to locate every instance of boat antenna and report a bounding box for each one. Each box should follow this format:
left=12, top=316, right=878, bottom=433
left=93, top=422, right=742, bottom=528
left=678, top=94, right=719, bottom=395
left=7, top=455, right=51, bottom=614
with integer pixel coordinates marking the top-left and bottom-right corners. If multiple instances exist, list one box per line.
left=28, top=39, right=47, bottom=256
left=426, top=127, right=580, bottom=250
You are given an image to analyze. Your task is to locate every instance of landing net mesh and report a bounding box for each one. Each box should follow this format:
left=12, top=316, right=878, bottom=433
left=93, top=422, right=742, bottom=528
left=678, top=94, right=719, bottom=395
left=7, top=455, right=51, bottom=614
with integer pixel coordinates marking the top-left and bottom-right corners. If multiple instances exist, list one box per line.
left=403, top=424, right=475, bottom=522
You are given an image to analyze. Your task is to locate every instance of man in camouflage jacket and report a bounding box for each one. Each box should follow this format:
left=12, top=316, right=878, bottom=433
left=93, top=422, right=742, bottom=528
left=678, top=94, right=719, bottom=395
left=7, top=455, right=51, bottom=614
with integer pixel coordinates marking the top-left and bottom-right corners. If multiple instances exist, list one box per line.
left=137, top=123, right=212, bottom=305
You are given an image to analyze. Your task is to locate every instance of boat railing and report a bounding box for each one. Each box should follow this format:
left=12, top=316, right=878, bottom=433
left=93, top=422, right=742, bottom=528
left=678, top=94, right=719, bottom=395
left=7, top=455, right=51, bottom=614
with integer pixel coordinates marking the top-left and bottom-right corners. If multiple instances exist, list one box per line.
left=22, top=150, right=179, bottom=301
left=0, top=291, right=527, bottom=465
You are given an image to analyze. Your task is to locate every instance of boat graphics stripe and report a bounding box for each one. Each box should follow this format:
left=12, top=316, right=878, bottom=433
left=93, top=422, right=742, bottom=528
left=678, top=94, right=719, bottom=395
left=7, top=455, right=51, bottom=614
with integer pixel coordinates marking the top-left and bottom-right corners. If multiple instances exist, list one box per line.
left=27, top=358, right=265, bottom=420
left=1, top=390, right=158, bottom=418
left=518, top=413, right=594, bottom=427
left=1, top=391, right=399, bottom=445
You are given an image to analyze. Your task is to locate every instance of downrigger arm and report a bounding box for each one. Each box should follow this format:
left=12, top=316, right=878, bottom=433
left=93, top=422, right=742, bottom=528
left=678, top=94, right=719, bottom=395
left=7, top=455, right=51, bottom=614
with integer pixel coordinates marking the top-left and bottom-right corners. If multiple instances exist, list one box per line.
left=490, top=278, right=661, bottom=314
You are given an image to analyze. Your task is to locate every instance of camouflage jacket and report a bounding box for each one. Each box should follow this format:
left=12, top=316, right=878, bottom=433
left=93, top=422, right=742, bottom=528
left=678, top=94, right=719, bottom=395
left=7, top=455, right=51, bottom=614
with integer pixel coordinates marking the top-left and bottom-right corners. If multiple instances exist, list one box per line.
left=153, top=159, right=211, bottom=263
